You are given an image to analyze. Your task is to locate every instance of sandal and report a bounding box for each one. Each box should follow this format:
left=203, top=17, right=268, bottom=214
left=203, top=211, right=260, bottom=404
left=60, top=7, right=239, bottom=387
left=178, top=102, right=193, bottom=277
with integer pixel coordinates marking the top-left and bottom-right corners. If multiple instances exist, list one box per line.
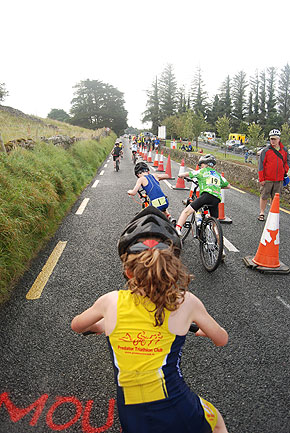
left=258, top=214, right=265, bottom=221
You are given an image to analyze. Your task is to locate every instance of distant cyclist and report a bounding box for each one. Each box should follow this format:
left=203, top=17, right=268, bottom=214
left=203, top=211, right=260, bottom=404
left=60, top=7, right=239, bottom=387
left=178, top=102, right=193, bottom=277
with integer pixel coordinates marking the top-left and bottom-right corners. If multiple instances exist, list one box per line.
left=127, top=162, right=174, bottom=220
left=175, top=154, right=231, bottom=235
left=131, top=141, right=138, bottom=162
left=71, top=206, right=229, bottom=433
left=111, top=142, right=123, bottom=171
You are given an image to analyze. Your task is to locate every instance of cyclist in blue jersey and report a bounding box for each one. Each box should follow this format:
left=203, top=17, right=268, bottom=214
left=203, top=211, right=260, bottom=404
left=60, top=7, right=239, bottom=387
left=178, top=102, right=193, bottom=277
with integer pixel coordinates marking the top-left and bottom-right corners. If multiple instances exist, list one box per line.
left=127, top=162, right=173, bottom=220
left=71, top=206, right=229, bottom=433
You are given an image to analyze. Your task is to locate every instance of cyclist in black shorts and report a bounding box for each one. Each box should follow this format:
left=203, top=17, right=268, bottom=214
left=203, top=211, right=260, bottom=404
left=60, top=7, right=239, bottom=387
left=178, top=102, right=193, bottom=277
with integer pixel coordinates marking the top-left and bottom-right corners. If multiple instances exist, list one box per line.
left=111, top=142, right=123, bottom=170
left=175, top=154, right=231, bottom=235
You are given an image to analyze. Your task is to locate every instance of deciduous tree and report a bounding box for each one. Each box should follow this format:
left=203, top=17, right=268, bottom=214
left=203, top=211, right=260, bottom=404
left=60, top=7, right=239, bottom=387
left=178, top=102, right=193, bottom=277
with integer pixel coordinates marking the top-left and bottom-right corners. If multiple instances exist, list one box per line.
left=0, top=83, right=8, bottom=102
left=47, top=109, right=70, bottom=123
left=247, top=123, right=264, bottom=152
left=70, top=79, right=127, bottom=135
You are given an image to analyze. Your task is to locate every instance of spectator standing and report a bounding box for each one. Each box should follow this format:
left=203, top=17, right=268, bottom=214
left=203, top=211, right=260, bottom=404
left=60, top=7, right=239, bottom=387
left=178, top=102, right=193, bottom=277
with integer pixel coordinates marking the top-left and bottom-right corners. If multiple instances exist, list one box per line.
left=244, top=150, right=249, bottom=163
left=258, top=129, right=290, bottom=221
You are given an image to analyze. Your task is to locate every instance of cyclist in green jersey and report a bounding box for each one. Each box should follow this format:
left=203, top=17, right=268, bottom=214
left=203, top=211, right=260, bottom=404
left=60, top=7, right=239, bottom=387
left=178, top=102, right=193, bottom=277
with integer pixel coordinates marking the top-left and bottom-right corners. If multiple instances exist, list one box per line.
left=175, top=154, right=231, bottom=235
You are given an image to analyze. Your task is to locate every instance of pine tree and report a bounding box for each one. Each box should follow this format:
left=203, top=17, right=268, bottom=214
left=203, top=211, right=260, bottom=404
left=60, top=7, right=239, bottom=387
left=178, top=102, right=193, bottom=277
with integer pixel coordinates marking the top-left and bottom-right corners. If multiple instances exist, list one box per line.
left=265, top=67, right=281, bottom=131
left=259, top=71, right=267, bottom=131
left=159, top=63, right=177, bottom=121
left=219, top=76, right=232, bottom=119
left=231, top=70, right=248, bottom=130
left=206, top=95, right=223, bottom=130
left=250, top=70, right=260, bottom=124
left=247, top=91, right=254, bottom=124
left=191, top=67, right=208, bottom=117
left=177, top=86, right=187, bottom=114
left=278, top=63, right=290, bottom=124
left=142, top=77, right=160, bottom=135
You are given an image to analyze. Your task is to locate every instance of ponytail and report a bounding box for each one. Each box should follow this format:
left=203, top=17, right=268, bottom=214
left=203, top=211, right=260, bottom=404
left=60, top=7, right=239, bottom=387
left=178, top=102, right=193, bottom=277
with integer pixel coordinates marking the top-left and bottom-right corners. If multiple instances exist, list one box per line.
left=121, top=246, right=192, bottom=326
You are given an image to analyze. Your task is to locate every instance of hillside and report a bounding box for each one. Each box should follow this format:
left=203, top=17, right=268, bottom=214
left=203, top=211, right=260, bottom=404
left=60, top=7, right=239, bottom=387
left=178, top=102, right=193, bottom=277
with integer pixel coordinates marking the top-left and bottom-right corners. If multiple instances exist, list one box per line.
left=0, top=104, right=97, bottom=144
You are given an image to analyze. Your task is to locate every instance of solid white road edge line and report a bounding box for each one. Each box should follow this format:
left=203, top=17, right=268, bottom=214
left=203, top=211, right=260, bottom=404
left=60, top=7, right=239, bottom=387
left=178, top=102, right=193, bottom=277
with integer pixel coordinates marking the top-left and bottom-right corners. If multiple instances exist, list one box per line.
left=163, top=180, right=173, bottom=189
left=76, top=198, right=90, bottom=215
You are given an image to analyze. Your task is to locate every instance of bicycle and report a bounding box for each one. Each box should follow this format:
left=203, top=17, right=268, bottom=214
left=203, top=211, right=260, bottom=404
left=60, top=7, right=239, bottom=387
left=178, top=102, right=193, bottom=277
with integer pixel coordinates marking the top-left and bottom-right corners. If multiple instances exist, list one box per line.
left=136, top=189, right=177, bottom=227
left=115, top=157, right=120, bottom=172
left=180, top=178, right=224, bottom=272
left=132, top=151, right=138, bottom=165
left=137, top=188, right=150, bottom=208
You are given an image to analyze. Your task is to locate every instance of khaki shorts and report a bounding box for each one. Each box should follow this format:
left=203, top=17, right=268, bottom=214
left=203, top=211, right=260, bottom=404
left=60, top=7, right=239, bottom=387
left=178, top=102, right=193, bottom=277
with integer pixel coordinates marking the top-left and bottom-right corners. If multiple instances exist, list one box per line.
left=260, top=180, right=283, bottom=200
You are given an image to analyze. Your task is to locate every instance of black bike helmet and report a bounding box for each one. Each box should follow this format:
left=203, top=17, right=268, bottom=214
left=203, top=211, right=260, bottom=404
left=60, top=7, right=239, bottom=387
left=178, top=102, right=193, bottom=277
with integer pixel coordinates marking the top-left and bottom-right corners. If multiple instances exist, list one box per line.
left=198, top=153, right=216, bottom=167
left=118, top=206, right=182, bottom=257
left=134, top=161, right=149, bottom=177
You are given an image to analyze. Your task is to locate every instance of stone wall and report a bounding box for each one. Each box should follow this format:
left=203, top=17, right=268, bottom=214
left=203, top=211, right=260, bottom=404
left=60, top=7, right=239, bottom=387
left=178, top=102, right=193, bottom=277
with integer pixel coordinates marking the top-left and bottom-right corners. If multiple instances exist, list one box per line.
left=161, top=146, right=290, bottom=207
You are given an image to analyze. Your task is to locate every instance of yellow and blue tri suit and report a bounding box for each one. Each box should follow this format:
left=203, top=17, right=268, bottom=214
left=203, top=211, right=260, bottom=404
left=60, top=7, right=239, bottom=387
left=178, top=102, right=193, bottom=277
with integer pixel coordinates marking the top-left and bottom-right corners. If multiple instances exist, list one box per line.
left=107, top=290, right=218, bottom=433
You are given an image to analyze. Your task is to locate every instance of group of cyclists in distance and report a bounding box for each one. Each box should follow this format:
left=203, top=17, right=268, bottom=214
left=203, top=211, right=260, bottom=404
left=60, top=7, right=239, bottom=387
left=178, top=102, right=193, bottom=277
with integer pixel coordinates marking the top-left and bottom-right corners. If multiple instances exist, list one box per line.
left=72, top=134, right=230, bottom=433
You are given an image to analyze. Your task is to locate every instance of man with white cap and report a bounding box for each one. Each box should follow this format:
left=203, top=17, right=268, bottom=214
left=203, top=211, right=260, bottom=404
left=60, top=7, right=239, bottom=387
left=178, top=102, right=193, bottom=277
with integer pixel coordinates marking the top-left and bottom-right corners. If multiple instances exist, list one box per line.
left=258, top=129, right=289, bottom=221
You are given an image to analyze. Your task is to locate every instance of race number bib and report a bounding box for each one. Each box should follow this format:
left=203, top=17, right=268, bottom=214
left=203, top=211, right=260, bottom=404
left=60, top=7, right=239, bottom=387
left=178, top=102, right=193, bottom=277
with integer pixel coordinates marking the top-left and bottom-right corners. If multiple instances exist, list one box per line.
left=205, top=173, right=220, bottom=186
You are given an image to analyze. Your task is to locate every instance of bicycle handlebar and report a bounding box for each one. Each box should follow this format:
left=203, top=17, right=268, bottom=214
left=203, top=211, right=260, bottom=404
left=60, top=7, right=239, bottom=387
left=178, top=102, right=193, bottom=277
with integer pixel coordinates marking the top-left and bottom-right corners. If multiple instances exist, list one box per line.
left=183, top=177, right=198, bottom=185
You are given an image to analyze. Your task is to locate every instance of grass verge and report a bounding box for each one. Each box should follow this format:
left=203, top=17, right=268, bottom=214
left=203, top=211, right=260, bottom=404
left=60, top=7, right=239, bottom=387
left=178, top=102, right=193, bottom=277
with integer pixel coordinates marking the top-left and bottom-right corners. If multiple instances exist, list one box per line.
left=0, top=135, right=115, bottom=304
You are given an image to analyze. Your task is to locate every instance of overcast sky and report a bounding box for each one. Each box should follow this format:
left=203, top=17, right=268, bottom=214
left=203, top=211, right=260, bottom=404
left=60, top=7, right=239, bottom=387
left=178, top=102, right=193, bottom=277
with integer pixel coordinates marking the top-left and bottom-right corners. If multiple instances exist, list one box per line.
left=2, top=0, right=290, bottom=129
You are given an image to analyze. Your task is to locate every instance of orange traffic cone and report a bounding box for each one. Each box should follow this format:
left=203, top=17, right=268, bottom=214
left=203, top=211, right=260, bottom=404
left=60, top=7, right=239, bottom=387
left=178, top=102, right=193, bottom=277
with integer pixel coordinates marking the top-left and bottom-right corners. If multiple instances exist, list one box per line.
left=173, top=159, right=189, bottom=190
left=153, top=151, right=159, bottom=167
left=218, top=173, right=232, bottom=224
left=165, top=153, right=175, bottom=179
left=157, top=151, right=165, bottom=171
left=243, top=193, right=289, bottom=273
left=147, top=148, right=153, bottom=163
left=143, top=147, right=148, bottom=161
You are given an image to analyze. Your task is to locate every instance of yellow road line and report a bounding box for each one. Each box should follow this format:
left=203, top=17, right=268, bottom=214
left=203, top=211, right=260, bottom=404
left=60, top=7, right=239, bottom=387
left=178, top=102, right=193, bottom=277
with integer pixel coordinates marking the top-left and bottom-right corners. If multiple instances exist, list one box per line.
left=280, top=207, right=290, bottom=214
left=26, top=241, right=67, bottom=300
left=230, top=186, right=246, bottom=194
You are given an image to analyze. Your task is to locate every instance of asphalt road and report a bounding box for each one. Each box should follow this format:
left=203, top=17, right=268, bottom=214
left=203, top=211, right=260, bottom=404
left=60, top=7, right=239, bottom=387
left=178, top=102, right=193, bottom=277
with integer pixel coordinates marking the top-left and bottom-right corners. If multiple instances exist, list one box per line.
left=0, top=139, right=289, bottom=433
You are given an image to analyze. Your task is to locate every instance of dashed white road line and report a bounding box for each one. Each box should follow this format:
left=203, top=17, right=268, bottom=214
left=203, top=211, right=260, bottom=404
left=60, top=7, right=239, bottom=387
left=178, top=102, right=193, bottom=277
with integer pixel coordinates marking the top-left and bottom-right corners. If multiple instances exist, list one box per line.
left=104, top=164, right=108, bottom=168
left=100, top=170, right=105, bottom=176
left=223, top=236, right=239, bottom=252
left=76, top=198, right=90, bottom=215
left=92, top=179, right=100, bottom=188
left=276, top=295, right=290, bottom=311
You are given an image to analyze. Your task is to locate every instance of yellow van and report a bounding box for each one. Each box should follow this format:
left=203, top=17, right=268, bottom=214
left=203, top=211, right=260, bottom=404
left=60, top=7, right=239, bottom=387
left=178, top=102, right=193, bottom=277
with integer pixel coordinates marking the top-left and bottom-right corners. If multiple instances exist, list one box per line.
left=229, top=133, right=246, bottom=143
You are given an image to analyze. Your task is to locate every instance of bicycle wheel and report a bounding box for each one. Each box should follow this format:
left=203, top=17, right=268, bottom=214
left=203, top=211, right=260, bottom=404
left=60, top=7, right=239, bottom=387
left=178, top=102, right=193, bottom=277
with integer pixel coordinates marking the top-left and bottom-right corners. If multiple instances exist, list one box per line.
left=116, top=159, right=119, bottom=172
left=180, top=213, right=195, bottom=242
left=199, top=217, right=223, bottom=272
